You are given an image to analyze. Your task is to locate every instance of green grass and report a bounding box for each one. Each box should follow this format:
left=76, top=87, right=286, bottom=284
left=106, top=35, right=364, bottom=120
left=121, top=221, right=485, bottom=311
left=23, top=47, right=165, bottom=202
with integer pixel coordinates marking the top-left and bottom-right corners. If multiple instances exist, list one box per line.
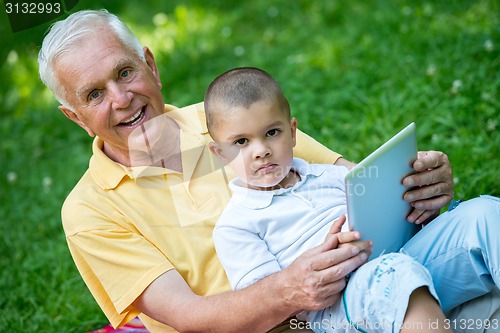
left=1, top=0, right=498, bottom=331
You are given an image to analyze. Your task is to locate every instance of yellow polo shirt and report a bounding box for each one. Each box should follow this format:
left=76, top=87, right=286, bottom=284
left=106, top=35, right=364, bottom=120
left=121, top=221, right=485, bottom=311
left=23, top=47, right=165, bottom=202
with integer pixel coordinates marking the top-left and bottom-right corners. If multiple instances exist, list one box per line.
left=62, top=102, right=341, bottom=332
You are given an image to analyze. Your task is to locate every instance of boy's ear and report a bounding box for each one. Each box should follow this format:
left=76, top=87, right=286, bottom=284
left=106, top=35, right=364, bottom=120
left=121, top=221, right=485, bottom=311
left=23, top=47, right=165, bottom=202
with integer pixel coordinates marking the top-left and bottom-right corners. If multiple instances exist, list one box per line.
left=290, top=117, right=298, bottom=148
left=59, top=106, right=95, bottom=137
left=209, top=142, right=229, bottom=165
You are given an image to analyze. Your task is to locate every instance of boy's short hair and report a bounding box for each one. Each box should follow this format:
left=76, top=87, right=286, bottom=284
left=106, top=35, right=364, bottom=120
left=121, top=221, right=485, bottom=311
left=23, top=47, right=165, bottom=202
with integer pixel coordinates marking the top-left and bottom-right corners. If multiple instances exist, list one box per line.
left=204, top=67, right=290, bottom=134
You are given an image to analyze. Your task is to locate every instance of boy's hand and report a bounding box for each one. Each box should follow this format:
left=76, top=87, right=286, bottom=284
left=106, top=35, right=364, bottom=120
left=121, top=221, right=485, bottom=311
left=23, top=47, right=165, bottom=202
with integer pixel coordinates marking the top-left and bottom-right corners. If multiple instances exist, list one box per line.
left=327, top=214, right=371, bottom=254
left=327, top=214, right=359, bottom=243
left=327, top=214, right=349, bottom=235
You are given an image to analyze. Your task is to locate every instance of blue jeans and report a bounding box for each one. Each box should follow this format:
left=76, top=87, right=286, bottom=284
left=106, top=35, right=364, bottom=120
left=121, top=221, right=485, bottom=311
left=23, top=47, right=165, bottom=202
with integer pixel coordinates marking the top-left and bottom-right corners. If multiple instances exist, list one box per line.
left=402, top=195, right=500, bottom=312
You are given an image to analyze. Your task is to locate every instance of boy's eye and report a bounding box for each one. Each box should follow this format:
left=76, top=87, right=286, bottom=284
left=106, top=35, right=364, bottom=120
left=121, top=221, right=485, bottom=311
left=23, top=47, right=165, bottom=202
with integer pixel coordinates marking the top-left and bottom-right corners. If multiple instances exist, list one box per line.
left=234, top=138, right=248, bottom=145
left=267, top=129, right=281, bottom=137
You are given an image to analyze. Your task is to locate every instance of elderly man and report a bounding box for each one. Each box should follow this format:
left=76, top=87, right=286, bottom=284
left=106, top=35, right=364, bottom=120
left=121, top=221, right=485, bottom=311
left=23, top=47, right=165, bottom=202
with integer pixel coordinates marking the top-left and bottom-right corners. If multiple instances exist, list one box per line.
left=38, top=9, right=499, bottom=333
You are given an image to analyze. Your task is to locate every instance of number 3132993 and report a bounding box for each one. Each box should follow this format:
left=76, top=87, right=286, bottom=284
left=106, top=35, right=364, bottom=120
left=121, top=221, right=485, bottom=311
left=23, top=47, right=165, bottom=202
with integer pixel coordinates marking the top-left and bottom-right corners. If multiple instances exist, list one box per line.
left=444, top=318, right=499, bottom=330
left=5, top=2, right=61, bottom=14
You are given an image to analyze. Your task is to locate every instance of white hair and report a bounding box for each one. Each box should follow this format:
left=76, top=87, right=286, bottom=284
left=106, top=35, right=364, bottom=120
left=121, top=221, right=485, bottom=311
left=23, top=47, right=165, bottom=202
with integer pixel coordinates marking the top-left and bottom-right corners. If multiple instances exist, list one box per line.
left=38, top=9, right=145, bottom=110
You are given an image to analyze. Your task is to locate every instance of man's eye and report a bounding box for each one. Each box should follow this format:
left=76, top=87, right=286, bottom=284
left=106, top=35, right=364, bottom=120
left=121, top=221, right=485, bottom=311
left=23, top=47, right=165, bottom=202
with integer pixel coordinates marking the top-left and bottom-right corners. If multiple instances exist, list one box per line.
left=234, top=138, right=248, bottom=145
left=89, top=91, right=101, bottom=100
left=267, top=129, right=281, bottom=137
left=120, top=70, right=129, bottom=78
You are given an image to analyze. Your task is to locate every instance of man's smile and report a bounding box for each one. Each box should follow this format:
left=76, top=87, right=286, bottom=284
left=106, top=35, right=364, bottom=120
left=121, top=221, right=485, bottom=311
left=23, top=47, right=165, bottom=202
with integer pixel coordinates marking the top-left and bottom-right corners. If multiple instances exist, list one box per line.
left=119, top=107, right=146, bottom=127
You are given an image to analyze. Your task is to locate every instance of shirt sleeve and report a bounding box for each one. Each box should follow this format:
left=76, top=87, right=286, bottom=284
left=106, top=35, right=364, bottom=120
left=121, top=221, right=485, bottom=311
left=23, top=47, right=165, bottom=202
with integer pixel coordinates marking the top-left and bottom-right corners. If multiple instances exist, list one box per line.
left=213, top=213, right=282, bottom=290
left=63, top=199, right=174, bottom=328
left=294, top=128, right=342, bottom=164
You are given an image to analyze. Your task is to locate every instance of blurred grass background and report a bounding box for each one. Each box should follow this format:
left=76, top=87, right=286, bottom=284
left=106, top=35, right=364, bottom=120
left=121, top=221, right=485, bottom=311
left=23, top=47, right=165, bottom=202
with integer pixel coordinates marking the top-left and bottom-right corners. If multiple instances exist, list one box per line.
left=0, top=0, right=498, bottom=331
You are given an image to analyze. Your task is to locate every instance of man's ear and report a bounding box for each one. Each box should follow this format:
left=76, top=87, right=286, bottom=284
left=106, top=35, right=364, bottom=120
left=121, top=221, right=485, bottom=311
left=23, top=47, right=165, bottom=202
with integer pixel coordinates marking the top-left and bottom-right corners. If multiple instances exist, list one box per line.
left=290, top=117, right=298, bottom=148
left=143, top=46, right=162, bottom=89
left=208, top=142, right=229, bottom=165
left=59, top=106, right=95, bottom=137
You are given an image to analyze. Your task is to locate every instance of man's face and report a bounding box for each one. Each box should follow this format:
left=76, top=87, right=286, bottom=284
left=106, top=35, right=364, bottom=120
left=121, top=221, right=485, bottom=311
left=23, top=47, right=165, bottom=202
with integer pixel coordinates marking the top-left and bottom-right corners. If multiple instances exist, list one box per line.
left=209, top=100, right=297, bottom=190
left=55, top=26, right=165, bottom=164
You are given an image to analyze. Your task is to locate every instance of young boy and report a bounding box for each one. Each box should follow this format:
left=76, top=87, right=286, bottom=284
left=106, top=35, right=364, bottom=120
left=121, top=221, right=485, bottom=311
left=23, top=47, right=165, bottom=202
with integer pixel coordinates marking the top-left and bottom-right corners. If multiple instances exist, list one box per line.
left=205, top=67, right=451, bottom=332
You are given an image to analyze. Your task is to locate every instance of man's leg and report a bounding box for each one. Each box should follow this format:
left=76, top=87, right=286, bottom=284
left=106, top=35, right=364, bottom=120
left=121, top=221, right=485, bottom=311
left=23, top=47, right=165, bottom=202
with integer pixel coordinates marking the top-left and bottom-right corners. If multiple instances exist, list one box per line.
left=402, top=195, right=500, bottom=312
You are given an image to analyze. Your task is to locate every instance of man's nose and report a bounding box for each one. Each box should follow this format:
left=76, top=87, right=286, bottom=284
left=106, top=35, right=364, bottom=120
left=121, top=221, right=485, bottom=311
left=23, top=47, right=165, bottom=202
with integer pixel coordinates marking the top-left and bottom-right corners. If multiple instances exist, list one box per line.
left=109, top=83, right=132, bottom=110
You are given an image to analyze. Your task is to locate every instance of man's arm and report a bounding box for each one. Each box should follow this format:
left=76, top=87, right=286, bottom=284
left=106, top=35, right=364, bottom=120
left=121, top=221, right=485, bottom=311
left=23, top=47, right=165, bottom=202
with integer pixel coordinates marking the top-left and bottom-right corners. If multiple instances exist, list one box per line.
left=333, top=157, right=357, bottom=169
left=134, top=235, right=370, bottom=333
left=335, top=151, right=454, bottom=224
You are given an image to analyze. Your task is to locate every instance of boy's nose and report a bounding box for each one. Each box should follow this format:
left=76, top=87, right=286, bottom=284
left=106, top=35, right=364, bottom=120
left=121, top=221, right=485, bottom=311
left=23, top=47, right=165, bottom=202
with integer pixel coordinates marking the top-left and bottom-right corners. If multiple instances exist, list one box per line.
left=253, top=141, right=272, bottom=159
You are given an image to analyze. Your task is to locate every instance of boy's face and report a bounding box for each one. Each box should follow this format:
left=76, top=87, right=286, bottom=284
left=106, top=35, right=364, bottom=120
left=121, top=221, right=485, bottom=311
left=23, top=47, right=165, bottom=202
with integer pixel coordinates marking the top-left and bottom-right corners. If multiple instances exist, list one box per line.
left=209, top=99, right=297, bottom=190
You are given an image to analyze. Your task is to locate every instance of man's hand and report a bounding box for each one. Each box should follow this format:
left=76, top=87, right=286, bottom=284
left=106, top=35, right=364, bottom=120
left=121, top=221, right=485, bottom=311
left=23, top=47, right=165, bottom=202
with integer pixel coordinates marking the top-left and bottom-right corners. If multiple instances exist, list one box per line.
left=403, top=151, right=454, bottom=224
left=280, top=215, right=371, bottom=312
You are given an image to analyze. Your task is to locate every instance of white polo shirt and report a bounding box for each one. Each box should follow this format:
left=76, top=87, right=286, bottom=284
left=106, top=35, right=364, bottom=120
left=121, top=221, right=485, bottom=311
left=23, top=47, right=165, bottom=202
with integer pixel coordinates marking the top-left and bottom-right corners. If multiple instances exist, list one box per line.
left=213, top=158, right=349, bottom=290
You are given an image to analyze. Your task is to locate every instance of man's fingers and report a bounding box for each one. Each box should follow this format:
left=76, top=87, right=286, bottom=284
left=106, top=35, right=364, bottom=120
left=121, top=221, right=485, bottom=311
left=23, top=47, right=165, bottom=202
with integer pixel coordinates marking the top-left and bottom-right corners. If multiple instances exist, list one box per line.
left=402, top=150, right=454, bottom=223
left=404, top=167, right=448, bottom=189
left=286, top=241, right=372, bottom=311
left=404, top=151, right=452, bottom=187
left=407, top=192, right=453, bottom=212
left=308, top=233, right=340, bottom=256
left=310, top=240, right=372, bottom=271
left=413, top=150, right=449, bottom=171
left=404, top=182, right=453, bottom=207
left=320, top=248, right=370, bottom=282
left=407, top=208, right=438, bottom=224
left=308, top=245, right=358, bottom=272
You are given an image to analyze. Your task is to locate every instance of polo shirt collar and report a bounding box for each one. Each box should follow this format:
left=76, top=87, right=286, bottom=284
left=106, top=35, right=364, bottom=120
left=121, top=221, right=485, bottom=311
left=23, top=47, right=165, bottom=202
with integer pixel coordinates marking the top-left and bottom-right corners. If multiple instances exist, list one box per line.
left=164, top=102, right=209, bottom=183
left=89, top=137, right=130, bottom=190
left=229, top=158, right=325, bottom=209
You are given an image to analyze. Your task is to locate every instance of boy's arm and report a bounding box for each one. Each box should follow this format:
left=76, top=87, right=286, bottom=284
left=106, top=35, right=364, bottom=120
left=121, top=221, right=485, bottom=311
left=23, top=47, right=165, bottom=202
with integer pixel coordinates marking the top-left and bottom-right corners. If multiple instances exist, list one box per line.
left=213, top=224, right=281, bottom=291
left=333, top=157, right=357, bottom=169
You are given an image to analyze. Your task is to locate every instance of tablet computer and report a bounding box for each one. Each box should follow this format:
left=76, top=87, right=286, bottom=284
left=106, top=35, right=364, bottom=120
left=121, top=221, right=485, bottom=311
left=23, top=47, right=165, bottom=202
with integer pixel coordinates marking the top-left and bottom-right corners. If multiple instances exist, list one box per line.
left=345, top=122, right=420, bottom=260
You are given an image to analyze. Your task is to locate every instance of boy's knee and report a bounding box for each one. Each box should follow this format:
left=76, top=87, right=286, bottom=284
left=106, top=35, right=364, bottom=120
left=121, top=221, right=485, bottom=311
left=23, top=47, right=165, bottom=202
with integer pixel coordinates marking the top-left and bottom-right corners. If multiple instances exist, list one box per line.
left=379, top=252, right=412, bottom=264
left=376, top=253, right=427, bottom=274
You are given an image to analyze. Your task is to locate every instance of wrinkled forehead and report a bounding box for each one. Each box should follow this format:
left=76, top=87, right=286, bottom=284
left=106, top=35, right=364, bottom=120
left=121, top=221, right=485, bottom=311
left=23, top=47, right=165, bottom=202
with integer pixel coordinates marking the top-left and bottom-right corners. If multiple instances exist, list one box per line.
left=55, top=22, right=120, bottom=59
left=53, top=32, right=134, bottom=100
